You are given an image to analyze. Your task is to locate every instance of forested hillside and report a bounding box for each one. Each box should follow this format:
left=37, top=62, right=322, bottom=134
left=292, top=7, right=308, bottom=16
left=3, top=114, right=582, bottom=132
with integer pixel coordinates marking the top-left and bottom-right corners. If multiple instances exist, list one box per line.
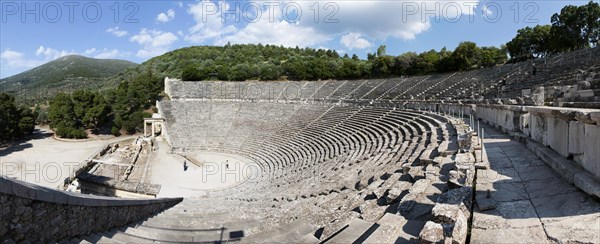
left=114, top=42, right=507, bottom=83
left=0, top=55, right=138, bottom=104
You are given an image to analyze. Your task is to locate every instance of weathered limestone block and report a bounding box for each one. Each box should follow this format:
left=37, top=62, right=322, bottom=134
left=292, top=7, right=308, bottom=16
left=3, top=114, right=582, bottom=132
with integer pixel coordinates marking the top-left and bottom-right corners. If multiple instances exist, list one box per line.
left=575, top=111, right=595, bottom=124
left=530, top=113, right=548, bottom=146
left=579, top=89, right=595, bottom=98
left=531, top=86, right=545, bottom=106
left=547, top=117, right=569, bottom=158
left=451, top=211, right=468, bottom=244
left=506, top=99, right=518, bottom=105
left=583, top=124, right=600, bottom=180
left=410, top=179, right=433, bottom=194
left=431, top=203, right=470, bottom=243
left=359, top=200, right=385, bottom=222
left=407, top=166, right=426, bottom=182
left=457, top=133, right=471, bottom=150
left=397, top=192, right=436, bottom=220
left=448, top=170, right=471, bottom=189
left=442, top=187, right=473, bottom=211
left=431, top=203, right=469, bottom=225
left=398, top=179, right=439, bottom=220
left=568, top=121, right=585, bottom=164
left=574, top=172, right=600, bottom=198
left=590, top=112, right=600, bottom=125
left=386, top=181, right=412, bottom=204
left=520, top=113, right=530, bottom=136
left=454, top=153, right=475, bottom=166
left=426, top=165, right=441, bottom=180
left=366, top=179, right=384, bottom=191
left=419, top=221, right=445, bottom=244
left=550, top=110, right=577, bottom=121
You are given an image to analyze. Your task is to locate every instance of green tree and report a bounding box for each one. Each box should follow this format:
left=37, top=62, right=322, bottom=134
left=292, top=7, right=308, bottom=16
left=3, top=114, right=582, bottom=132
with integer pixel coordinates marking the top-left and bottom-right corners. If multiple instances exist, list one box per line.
left=550, top=2, right=600, bottom=51
left=451, top=41, right=480, bottom=70
left=0, top=93, right=20, bottom=143
left=507, top=25, right=551, bottom=61
left=181, top=64, right=203, bottom=81
left=376, top=45, right=387, bottom=57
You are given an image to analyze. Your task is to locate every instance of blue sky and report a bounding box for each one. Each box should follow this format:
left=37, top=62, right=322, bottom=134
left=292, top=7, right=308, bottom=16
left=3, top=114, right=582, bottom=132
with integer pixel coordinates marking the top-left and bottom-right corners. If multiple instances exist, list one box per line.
left=0, top=0, right=593, bottom=78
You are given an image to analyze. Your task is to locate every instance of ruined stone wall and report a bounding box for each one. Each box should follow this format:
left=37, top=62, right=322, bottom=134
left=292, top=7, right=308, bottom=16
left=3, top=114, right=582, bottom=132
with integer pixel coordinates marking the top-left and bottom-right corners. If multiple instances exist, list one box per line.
left=406, top=102, right=600, bottom=197
left=155, top=100, right=172, bottom=148
left=0, top=176, right=182, bottom=242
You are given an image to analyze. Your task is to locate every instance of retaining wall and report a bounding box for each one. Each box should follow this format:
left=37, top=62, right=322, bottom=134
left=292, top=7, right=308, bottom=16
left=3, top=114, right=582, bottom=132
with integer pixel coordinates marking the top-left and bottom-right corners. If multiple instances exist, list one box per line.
left=0, top=176, right=182, bottom=242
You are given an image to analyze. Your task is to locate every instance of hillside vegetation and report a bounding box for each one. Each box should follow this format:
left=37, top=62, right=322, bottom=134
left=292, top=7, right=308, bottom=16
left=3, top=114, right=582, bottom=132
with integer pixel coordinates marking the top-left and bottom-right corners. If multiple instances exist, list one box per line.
left=115, top=42, right=507, bottom=83
left=0, top=55, right=138, bottom=104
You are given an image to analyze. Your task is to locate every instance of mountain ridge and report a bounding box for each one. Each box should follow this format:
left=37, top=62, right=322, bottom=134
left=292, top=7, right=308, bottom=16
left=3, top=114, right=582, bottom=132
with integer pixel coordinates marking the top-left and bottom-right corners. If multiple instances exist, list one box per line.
left=0, top=55, right=138, bottom=104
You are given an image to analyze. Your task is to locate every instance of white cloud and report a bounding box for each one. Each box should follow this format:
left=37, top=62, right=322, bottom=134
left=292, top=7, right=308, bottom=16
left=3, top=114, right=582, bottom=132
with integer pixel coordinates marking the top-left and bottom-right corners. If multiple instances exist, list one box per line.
left=35, top=46, right=77, bottom=60
left=106, top=27, right=128, bottom=37
left=157, top=9, right=176, bottom=23
left=94, top=49, right=129, bottom=59
left=186, top=0, right=328, bottom=46
left=182, top=0, right=479, bottom=48
left=81, top=48, right=130, bottom=59
left=340, top=33, right=372, bottom=50
left=130, top=28, right=178, bottom=58
left=0, top=49, right=43, bottom=70
left=482, top=5, right=493, bottom=17
left=83, top=48, right=97, bottom=55
left=216, top=20, right=329, bottom=47
left=185, top=1, right=237, bottom=43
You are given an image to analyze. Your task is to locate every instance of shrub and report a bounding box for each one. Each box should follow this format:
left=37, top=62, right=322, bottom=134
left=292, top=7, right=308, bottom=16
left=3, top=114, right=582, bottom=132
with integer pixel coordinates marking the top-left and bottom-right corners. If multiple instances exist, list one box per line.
left=111, top=126, right=121, bottom=136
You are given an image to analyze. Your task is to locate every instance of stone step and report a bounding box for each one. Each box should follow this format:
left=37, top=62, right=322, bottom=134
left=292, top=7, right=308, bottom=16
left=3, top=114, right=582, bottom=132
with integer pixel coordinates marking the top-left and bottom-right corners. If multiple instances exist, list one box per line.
left=243, top=220, right=319, bottom=243
left=97, top=229, right=156, bottom=243
left=141, top=215, right=265, bottom=230
left=363, top=213, right=424, bottom=244
left=122, top=224, right=236, bottom=243
left=322, top=218, right=377, bottom=243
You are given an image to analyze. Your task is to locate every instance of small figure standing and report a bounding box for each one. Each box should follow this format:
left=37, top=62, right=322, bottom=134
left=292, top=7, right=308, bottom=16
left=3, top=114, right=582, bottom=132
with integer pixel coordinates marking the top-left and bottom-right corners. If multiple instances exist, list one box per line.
left=532, top=63, right=537, bottom=75
left=225, top=160, right=229, bottom=170
left=183, top=160, right=188, bottom=171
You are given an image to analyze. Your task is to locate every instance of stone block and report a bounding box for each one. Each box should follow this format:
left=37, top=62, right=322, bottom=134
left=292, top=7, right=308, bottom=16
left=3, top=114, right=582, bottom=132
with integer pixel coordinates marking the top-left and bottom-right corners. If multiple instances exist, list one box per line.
left=452, top=211, right=468, bottom=244
left=526, top=138, right=583, bottom=184
left=386, top=181, right=411, bottom=204
left=420, top=221, right=445, bottom=244
left=34, top=188, right=55, bottom=203
left=564, top=92, right=579, bottom=98
left=454, top=153, right=475, bottom=165
left=531, top=87, right=545, bottom=106
left=520, top=113, right=530, bottom=136
left=547, top=117, right=569, bottom=158
left=12, top=181, right=36, bottom=200
left=583, top=124, right=600, bottom=180
left=0, top=177, right=13, bottom=194
left=590, top=111, right=600, bottom=125
left=54, top=191, right=69, bottom=204
left=66, top=194, right=84, bottom=206
left=432, top=203, right=469, bottom=224
left=530, top=114, right=547, bottom=146
left=574, top=172, right=600, bottom=198
left=568, top=121, right=585, bottom=158
left=578, top=89, right=595, bottom=98
left=561, top=85, right=573, bottom=93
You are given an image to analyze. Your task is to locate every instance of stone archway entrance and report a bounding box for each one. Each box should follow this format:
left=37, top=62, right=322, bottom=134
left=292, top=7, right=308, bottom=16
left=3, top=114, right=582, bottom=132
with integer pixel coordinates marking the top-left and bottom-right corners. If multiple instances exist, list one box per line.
left=144, top=113, right=164, bottom=138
